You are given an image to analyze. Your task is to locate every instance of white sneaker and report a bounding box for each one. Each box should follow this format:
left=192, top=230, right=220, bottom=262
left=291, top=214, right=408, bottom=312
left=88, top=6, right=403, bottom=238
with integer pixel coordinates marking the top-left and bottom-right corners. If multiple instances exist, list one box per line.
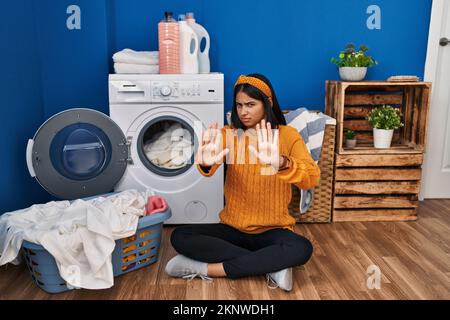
left=165, top=254, right=212, bottom=281
left=266, top=268, right=293, bottom=291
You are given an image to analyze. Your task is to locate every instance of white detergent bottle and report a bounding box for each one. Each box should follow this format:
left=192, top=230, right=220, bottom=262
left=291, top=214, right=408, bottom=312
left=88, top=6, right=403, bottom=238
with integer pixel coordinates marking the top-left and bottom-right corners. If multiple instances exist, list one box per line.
left=186, top=12, right=210, bottom=74
left=178, top=14, right=199, bottom=74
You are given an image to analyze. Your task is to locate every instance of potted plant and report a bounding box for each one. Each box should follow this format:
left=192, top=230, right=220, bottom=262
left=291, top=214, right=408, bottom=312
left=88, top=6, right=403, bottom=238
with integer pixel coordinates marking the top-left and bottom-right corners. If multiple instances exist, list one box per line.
left=366, top=105, right=404, bottom=149
left=331, top=43, right=377, bottom=81
left=345, top=130, right=357, bottom=148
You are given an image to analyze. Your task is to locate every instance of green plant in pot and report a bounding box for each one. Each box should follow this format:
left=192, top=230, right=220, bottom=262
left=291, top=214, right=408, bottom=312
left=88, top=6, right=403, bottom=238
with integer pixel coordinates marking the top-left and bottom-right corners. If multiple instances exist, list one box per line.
left=366, top=105, right=404, bottom=148
left=345, top=130, right=357, bottom=148
left=331, top=43, right=377, bottom=81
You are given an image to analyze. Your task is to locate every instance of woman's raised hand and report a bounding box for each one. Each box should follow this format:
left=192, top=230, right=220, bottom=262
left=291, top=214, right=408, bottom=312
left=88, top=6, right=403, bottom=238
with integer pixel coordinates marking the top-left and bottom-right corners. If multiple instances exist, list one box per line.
left=195, top=122, right=229, bottom=167
left=248, top=119, right=281, bottom=170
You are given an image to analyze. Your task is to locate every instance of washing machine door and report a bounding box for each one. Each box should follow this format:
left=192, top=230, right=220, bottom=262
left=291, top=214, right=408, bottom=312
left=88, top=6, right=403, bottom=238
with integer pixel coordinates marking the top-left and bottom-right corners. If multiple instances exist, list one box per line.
left=26, top=108, right=129, bottom=199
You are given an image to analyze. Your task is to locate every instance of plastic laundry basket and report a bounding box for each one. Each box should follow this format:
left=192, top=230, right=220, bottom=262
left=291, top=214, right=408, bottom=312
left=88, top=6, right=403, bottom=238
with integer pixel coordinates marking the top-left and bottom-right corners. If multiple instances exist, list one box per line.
left=22, top=208, right=171, bottom=294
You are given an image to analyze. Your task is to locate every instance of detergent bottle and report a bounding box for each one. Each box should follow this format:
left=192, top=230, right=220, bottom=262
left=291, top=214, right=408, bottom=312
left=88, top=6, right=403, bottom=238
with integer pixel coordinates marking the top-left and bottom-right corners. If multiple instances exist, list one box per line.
left=178, top=14, right=199, bottom=74
left=186, top=12, right=210, bottom=74
left=158, top=11, right=180, bottom=74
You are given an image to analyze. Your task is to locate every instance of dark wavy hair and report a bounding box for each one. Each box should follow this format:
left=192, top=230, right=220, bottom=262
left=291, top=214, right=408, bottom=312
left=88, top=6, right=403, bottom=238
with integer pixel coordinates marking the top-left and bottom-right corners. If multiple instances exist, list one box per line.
left=231, top=73, right=286, bottom=129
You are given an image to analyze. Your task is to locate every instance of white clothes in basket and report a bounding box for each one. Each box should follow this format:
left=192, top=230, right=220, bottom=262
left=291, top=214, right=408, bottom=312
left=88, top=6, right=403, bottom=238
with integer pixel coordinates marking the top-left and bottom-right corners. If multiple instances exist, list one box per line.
left=0, top=189, right=150, bottom=290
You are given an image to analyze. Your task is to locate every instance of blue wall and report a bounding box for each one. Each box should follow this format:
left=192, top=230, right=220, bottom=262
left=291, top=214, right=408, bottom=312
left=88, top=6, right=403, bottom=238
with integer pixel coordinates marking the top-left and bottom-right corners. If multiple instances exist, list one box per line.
left=0, top=0, right=432, bottom=213
left=110, top=0, right=432, bottom=109
left=0, top=1, right=50, bottom=213
left=34, top=0, right=110, bottom=118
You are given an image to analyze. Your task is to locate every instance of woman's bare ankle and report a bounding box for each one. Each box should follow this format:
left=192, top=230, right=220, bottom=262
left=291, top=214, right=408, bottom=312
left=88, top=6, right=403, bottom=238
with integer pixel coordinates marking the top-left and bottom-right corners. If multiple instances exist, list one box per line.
left=207, top=263, right=227, bottom=277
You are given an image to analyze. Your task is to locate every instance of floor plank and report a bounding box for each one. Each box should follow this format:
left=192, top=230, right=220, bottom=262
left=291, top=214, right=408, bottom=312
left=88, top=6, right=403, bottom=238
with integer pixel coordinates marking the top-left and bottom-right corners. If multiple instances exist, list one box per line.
left=0, top=199, right=449, bottom=300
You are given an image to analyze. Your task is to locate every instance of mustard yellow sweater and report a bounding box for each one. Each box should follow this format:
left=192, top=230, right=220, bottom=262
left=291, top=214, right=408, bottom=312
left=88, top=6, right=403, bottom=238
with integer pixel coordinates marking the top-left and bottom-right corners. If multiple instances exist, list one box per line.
left=198, top=125, right=320, bottom=234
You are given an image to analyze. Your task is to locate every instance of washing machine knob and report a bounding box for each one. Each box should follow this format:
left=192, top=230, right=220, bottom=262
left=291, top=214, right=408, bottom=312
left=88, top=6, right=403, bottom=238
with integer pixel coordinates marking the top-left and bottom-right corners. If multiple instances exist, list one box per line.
left=160, top=86, right=172, bottom=97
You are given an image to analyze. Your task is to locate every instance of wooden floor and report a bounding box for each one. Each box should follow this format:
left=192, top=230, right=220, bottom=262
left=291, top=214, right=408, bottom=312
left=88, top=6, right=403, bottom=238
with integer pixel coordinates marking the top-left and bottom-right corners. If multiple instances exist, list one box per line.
left=1, top=199, right=449, bottom=300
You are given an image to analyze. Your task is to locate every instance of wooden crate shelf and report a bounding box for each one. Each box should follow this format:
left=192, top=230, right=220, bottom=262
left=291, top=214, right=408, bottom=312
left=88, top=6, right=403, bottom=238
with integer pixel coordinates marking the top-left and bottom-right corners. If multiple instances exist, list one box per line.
left=325, top=81, right=432, bottom=222
left=332, top=209, right=418, bottom=222
left=335, top=168, right=422, bottom=181
left=333, top=195, right=419, bottom=209
left=335, top=153, right=423, bottom=167
left=334, top=181, right=421, bottom=195
left=332, top=152, right=423, bottom=222
left=325, top=80, right=432, bottom=154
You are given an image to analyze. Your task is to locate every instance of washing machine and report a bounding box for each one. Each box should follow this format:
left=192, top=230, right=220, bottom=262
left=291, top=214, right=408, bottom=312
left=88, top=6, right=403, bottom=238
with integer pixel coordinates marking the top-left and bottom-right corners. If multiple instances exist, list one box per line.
left=26, top=73, right=224, bottom=224
left=109, top=73, right=224, bottom=224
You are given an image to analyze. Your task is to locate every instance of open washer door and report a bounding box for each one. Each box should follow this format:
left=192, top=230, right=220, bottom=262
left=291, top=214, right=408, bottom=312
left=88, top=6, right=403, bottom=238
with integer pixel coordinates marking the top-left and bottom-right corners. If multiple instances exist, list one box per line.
left=26, top=108, right=129, bottom=200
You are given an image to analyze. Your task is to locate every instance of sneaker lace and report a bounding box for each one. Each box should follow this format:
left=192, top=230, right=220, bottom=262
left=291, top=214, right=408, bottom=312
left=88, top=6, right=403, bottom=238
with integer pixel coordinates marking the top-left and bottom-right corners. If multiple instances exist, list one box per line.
left=266, top=274, right=279, bottom=290
left=182, top=272, right=213, bottom=281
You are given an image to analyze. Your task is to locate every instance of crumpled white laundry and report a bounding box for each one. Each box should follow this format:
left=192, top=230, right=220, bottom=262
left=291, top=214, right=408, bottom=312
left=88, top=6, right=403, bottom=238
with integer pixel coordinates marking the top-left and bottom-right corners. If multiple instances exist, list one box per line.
left=144, top=123, right=193, bottom=169
left=0, top=189, right=149, bottom=290
left=113, top=48, right=159, bottom=65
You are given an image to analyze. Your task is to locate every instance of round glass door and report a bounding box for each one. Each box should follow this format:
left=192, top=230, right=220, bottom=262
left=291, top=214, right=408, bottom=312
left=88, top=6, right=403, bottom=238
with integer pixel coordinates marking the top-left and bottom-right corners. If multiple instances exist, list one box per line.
left=30, top=108, right=128, bottom=199
left=50, top=123, right=112, bottom=181
left=137, top=116, right=196, bottom=176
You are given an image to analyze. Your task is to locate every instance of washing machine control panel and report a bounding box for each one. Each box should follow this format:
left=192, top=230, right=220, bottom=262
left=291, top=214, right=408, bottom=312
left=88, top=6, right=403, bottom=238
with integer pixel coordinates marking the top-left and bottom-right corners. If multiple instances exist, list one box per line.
left=151, top=81, right=222, bottom=102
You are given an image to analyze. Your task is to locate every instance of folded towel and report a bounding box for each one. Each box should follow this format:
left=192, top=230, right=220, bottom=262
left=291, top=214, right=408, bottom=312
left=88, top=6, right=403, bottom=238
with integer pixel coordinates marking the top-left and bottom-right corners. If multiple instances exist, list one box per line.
left=285, top=108, right=336, bottom=214
left=114, top=63, right=159, bottom=74
left=113, top=48, right=159, bottom=65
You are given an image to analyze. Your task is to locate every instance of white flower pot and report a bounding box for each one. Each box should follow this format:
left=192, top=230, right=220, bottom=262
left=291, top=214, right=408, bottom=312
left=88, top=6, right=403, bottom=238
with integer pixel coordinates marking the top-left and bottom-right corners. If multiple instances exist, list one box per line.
left=339, top=67, right=367, bottom=81
left=373, top=128, right=394, bottom=148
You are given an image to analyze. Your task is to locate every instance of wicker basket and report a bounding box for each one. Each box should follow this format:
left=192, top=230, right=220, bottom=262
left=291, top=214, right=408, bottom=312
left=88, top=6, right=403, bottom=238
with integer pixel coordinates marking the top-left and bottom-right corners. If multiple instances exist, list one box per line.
left=288, top=123, right=336, bottom=223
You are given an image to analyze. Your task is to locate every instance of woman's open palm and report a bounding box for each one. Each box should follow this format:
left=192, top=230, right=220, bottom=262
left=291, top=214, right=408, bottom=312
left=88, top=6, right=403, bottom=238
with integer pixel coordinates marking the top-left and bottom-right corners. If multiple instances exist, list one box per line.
left=195, top=122, right=229, bottom=166
left=248, top=119, right=280, bottom=169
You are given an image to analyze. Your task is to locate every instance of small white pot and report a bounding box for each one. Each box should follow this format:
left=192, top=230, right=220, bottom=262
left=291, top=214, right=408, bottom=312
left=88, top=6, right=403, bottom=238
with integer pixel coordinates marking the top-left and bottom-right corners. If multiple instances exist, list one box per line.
left=339, top=67, right=367, bottom=81
left=373, top=128, right=394, bottom=148
left=346, top=139, right=357, bottom=149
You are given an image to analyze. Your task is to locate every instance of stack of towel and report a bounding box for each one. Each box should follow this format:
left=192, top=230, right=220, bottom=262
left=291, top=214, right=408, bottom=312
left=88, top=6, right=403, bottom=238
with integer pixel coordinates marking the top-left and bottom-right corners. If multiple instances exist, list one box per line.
left=113, top=48, right=159, bottom=74
left=144, top=122, right=193, bottom=169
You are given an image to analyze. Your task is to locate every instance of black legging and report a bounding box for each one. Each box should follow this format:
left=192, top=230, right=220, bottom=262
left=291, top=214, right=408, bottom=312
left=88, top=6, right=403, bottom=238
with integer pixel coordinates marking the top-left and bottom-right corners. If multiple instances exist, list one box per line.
left=170, top=223, right=313, bottom=278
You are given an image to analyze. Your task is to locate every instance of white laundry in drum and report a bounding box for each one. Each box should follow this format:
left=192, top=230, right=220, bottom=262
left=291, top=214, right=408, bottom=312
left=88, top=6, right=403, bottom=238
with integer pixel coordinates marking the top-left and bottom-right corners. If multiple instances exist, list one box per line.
left=144, top=123, right=193, bottom=169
